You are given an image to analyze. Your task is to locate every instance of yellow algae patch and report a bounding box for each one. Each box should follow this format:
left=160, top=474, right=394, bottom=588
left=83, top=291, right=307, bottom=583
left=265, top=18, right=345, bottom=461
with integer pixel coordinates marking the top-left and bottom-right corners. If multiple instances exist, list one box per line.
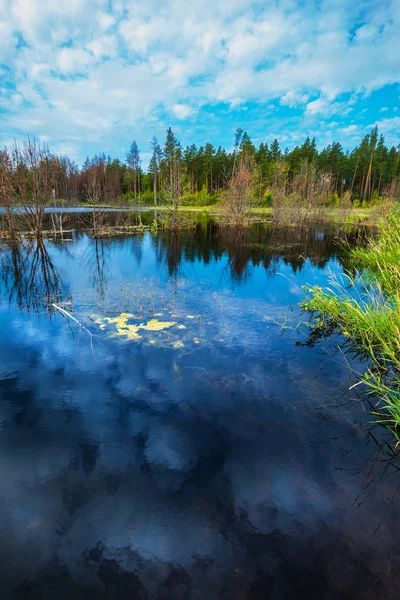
left=94, top=318, right=107, bottom=331
left=186, top=315, right=196, bottom=319
left=177, top=324, right=186, bottom=330
left=121, top=325, right=142, bottom=340
left=194, top=338, right=201, bottom=344
left=154, top=313, right=163, bottom=317
left=103, top=313, right=136, bottom=327
left=95, top=314, right=180, bottom=342
left=102, top=314, right=142, bottom=340
left=140, top=319, right=177, bottom=331
left=95, top=313, right=142, bottom=340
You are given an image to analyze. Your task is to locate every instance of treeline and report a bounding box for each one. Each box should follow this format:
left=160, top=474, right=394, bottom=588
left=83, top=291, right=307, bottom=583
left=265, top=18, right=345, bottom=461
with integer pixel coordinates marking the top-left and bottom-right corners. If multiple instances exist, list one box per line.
left=1, top=127, right=400, bottom=209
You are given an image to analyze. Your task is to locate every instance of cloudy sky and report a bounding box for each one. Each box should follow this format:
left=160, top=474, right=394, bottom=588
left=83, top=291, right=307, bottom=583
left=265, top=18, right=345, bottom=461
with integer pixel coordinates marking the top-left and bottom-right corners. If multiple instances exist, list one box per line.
left=0, top=0, right=399, bottom=165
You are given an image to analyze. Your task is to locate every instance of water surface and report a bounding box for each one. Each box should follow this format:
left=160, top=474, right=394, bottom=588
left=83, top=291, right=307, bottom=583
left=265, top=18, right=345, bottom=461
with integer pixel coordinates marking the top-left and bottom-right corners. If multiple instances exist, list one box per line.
left=0, top=218, right=399, bottom=599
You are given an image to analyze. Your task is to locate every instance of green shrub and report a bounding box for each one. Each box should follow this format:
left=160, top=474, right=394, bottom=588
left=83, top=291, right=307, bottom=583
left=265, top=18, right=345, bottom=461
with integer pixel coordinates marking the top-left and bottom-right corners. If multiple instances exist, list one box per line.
left=181, top=187, right=219, bottom=206
left=140, top=189, right=154, bottom=205
left=259, top=191, right=273, bottom=207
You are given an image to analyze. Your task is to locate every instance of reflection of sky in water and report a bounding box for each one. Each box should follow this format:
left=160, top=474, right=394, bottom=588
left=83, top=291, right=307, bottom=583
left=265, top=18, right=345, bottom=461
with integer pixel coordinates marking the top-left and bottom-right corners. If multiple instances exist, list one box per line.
left=0, top=224, right=400, bottom=599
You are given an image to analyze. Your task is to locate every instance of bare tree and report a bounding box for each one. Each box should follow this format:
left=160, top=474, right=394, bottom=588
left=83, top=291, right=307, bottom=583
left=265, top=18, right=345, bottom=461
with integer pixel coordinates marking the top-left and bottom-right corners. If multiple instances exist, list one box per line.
left=270, top=160, right=289, bottom=223
left=160, top=158, right=183, bottom=228
left=10, top=138, right=58, bottom=238
left=220, top=153, right=255, bottom=227
left=273, top=160, right=333, bottom=226
left=0, top=149, right=17, bottom=239
left=85, top=169, right=104, bottom=236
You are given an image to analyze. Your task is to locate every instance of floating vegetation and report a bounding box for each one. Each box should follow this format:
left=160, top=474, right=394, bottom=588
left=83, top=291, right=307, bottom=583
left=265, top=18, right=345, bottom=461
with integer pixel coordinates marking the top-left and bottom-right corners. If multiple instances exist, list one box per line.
left=97, top=313, right=136, bottom=328
left=94, top=313, right=181, bottom=344
left=140, top=319, right=177, bottom=331
left=119, top=325, right=142, bottom=340
left=94, top=313, right=142, bottom=339
left=91, top=308, right=212, bottom=351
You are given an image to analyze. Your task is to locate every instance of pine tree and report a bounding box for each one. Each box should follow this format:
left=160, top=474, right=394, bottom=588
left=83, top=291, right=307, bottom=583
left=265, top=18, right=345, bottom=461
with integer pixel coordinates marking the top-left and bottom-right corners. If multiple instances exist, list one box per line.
left=149, top=136, right=162, bottom=206
left=126, top=141, right=141, bottom=201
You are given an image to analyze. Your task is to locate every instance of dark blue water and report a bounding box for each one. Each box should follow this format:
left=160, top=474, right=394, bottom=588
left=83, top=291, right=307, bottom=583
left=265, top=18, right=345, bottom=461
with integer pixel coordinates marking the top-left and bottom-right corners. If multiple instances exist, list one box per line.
left=0, top=220, right=399, bottom=599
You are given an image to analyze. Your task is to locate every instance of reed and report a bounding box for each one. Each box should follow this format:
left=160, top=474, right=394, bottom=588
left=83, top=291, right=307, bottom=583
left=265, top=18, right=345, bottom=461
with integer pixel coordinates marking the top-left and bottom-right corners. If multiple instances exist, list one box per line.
left=303, top=211, right=400, bottom=433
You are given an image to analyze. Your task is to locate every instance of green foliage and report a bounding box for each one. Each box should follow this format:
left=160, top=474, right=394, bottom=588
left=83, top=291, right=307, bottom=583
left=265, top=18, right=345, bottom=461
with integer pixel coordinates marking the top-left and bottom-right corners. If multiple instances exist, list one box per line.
left=140, top=189, right=154, bottom=205
left=259, top=191, right=274, bottom=207
left=121, top=191, right=134, bottom=201
left=181, top=186, right=219, bottom=206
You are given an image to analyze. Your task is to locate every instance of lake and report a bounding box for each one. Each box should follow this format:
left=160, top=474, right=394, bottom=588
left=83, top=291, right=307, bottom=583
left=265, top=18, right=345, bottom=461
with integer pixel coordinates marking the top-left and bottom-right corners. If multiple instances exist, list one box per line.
left=0, top=213, right=399, bottom=599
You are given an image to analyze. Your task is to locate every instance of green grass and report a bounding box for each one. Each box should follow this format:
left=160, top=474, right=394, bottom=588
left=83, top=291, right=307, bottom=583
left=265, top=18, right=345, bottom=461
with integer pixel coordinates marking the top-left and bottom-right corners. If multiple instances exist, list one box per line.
left=303, top=211, right=400, bottom=438
left=304, top=279, right=400, bottom=366
left=349, top=212, right=400, bottom=296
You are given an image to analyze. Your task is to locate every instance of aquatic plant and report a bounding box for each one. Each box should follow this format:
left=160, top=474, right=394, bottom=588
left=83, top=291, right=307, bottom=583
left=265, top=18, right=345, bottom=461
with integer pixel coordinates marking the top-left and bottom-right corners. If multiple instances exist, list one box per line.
left=95, top=313, right=177, bottom=341
left=303, top=211, right=400, bottom=434
left=140, top=318, right=177, bottom=331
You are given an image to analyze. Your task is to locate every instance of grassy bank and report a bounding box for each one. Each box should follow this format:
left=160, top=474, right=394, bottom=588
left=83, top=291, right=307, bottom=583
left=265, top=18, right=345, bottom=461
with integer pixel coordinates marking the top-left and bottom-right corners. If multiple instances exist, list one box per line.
left=65, top=202, right=387, bottom=225
left=303, top=212, right=400, bottom=437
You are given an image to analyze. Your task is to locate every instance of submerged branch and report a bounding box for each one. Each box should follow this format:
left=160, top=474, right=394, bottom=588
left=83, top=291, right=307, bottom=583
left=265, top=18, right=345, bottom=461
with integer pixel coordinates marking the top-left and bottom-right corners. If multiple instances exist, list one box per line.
left=52, top=303, right=96, bottom=350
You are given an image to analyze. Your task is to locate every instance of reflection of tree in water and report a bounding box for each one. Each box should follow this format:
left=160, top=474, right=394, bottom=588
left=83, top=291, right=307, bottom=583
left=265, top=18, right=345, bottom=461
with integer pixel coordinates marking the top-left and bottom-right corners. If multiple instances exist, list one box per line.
left=81, top=237, right=110, bottom=299
left=0, top=240, right=68, bottom=314
left=151, top=230, right=185, bottom=278
left=220, top=228, right=252, bottom=283
left=150, top=221, right=372, bottom=282
left=18, top=211, right=372, bottom=286
left=130, top=233, right=144, bottom=267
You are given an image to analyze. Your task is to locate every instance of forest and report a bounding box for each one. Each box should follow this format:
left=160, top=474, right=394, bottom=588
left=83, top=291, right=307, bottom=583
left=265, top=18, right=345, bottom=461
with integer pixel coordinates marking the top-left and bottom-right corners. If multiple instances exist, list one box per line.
left=2, top=127, right=399, bottom=209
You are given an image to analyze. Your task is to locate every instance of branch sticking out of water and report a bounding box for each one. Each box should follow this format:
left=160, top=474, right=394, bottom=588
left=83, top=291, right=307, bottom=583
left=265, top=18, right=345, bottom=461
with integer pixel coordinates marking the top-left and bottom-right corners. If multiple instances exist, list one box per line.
left=52, top=303, right=96, bottom=350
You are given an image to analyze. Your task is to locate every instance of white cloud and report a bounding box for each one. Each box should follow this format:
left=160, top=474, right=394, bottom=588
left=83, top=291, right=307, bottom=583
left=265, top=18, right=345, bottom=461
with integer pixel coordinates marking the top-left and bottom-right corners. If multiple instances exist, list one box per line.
left=305, top=98, right=328, bottom=116
left=280, top=90, right=309, bottom=108
left=339, top=124, right=359, bottom=135
left=57, top=48, right=94, bottom=74
left=97, top=12, right=116, bottom=31
left=86, top=35, right=117, bottom=59
left=0, top=0, right=399, bottom=160
left=173, top=104, right=194, bottom=120
left=369, top=116, right=400, bottom=135
left=305, top=96, right=354, bottom=117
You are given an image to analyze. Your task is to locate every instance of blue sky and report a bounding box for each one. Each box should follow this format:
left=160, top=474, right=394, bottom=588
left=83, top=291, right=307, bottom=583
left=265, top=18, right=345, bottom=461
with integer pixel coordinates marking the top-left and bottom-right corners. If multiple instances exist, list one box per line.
left=0, top=0, right=399, bottom=167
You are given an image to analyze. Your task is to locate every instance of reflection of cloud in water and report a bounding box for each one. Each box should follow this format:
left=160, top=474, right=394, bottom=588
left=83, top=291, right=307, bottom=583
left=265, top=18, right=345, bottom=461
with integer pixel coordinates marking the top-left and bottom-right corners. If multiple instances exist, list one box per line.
left=1, top=305, right=400, bottom=597
left=1, top=225, right=400, bottom=598
left=145, top=424, right=197, bottom=472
